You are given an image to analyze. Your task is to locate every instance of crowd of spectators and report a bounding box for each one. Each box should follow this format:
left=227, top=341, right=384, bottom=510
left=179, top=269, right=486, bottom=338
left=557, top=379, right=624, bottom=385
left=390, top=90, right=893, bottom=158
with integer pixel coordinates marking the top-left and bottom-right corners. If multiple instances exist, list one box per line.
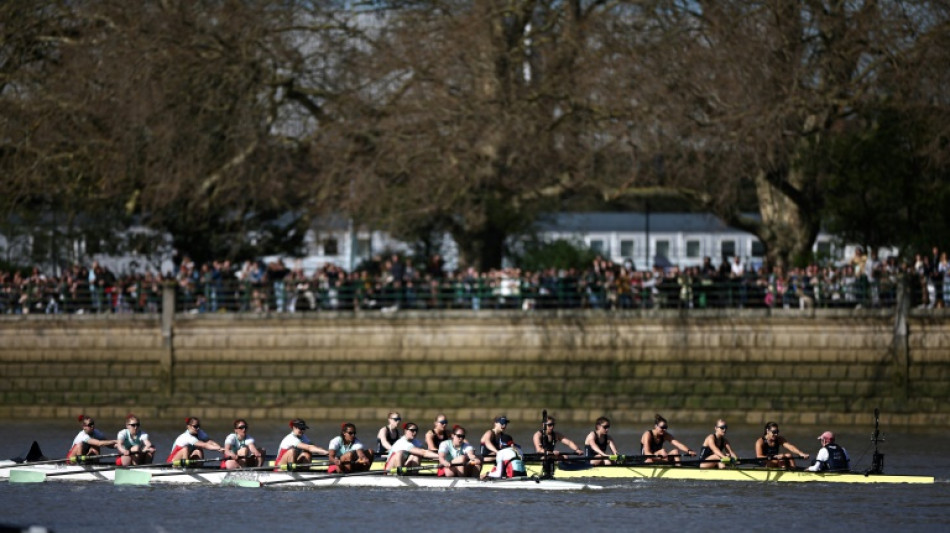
left=2, top=247, right=949, bottom=315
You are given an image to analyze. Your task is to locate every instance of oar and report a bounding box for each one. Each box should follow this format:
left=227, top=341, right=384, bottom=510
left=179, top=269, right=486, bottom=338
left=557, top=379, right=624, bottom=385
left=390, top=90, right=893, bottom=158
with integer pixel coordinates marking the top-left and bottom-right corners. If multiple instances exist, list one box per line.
left=113, top=458, right=342, bottom=485
left=632, top=457, right=742, bottom=468
left=10, top=465, right=123, bottom=483
left=594, top=456, right=757, bottom=468
left=2, top=453, right=120, bottom=470
left=518, top=453, right=654, bottom=463
left=114, top=458, right=224, bottom=485
left=226, top=464, right=438, bottom=488
left=481, top=474, right=543, bottom=484
left=3, top=453, right=128, bottom=483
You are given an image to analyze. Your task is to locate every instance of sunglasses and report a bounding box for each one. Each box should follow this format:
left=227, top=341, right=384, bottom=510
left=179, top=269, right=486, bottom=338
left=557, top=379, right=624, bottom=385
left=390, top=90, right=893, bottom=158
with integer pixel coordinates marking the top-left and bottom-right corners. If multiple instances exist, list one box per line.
left=236, top=425, right=247, bottom=430
left=344, top=431, right=356, bottom=435
left=84, top=423, right=95, bottom=427
left=406, top=427, right=418, bottom=432
left=544, top=422, right=555, bottom=427
left=600, top=425, right=610, bottom=429
left=127, top=423, right=140, bottom=427
left=391, top=417, right=401, bottom=421
left=657, top=425, right=668, bottom=430
left=497, top=420, right=509, bottom=425
left=717, top=425, right=728, bottom=430
left=190, top=424, right=201, bottom=429
left=770, top=429, right=780, bottom=434
left=437, top=420, right=448, bottom=425
left=454, top=434, right=466, bottom=439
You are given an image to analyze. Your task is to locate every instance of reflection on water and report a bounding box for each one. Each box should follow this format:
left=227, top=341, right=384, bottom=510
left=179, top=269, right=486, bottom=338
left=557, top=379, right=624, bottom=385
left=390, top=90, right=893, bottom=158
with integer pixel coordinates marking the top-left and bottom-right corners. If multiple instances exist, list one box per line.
left=1, top=420, right=948, bottom=533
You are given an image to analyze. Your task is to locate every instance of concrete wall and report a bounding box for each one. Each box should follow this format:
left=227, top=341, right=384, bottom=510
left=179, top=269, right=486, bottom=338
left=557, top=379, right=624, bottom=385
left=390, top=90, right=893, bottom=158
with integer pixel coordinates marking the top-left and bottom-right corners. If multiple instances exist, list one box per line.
left=1, top=310, right=948, bottom=427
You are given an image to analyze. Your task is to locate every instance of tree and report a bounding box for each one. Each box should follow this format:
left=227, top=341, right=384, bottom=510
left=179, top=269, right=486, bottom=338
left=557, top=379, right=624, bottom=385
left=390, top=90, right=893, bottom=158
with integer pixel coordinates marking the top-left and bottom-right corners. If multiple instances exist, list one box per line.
left=1, top=1, right=314, bottom=266
left=818, top=107, right=950, bottom=254
left=5, top=1, right=948, bottom=272
left=281, top=0, right=642, bottom=270
left=598, top=0, right=950, bottom=268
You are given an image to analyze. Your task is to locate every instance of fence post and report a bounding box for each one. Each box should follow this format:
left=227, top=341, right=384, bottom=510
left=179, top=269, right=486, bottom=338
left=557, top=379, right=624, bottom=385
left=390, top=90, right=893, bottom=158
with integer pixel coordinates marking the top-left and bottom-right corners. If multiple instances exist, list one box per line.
left=161, top=282, right=176, bottom=395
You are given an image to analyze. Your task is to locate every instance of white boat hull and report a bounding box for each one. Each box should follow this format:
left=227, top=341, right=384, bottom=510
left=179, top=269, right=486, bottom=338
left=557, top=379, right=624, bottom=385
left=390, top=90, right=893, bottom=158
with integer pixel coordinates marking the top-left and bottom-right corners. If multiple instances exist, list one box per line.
left=0, top=462, right=599, bottom=491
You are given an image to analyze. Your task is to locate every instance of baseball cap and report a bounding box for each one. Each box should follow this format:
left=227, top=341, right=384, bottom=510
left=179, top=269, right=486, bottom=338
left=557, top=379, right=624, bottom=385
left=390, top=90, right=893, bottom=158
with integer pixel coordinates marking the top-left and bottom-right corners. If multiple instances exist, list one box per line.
left=494, top=415, right=509, bottom=424
left=291, top=418, right=310, bottom=430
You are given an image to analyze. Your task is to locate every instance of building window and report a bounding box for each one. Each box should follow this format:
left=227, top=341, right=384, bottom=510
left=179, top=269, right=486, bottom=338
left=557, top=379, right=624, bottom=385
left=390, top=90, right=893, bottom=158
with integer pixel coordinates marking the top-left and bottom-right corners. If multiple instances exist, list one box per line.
left=816, top=241, right=832, bottom=258
left=356, top=237, right=372, bottom=258
left=620, top=239, right=635, bottom=258
left=721, top=240, right=736, bottom=260
left=686, top=240, right=701, bottom=258
left=751, top=240, right=765, bottom=258
left=323, top=238, right=339, bottom=256
left=589, top=239, right=607, bottom=256
left=655, top=240, right=670, bottom=260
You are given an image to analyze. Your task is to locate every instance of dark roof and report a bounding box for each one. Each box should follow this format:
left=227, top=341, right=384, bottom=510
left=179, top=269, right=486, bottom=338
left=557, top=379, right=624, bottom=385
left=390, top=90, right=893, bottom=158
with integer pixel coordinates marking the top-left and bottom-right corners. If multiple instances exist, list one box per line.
left=534, top=212, right=755, bottom=234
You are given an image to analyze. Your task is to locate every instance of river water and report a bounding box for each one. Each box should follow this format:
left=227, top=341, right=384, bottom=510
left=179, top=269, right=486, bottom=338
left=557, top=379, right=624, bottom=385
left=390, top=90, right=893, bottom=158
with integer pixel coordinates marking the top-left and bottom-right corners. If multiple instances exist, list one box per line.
left=1, top=419, right=947, bottom=532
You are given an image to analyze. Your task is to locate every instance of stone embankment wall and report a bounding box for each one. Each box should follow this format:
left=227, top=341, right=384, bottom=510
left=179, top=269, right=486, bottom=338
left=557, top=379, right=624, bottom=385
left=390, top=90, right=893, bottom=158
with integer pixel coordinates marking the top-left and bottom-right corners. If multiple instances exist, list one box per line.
left=1, top=309, right=948, bottom=427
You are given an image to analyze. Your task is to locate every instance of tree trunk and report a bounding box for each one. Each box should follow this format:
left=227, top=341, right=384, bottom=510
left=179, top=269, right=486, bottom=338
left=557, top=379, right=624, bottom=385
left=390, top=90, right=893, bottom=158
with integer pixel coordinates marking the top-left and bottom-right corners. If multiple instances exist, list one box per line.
left=752, top=168, right=821, bottom=270
left=453, top=225, right=507, bottom=271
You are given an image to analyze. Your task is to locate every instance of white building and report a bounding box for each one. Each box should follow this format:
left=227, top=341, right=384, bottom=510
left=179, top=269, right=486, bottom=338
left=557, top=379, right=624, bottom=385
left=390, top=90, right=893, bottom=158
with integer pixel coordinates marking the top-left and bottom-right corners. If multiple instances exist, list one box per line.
left=5, top=211, right=855, bottom=276
left=532, top=212, right=845, bottom=270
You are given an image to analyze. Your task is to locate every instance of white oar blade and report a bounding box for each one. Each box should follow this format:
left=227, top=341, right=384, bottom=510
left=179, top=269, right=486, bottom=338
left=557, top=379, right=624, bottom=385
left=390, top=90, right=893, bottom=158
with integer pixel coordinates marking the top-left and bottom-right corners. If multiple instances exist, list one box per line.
left=9, top=470, right=47, bottom=483
left=114, top=469, right=152, bottom=485
left=227, top=478, right=263, bottom=488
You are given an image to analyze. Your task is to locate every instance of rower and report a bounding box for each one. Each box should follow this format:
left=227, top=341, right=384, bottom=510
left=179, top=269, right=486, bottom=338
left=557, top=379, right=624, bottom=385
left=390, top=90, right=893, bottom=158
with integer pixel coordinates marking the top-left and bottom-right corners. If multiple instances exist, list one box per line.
left=328, top=422, right=374, bottom=473
left=385, top=422, right=438, bottom=470
left=641, top=414, right=695, bottom=464
left=479, top=415, right=512, bottom=456
left=438, top=425, right=481, bottom=478
left=806, top=431, right=850, bottom=472
left=67, top=414, right=118, bottom=460
left=754, top=421, right=809, bottom=469
left=425, top=413, right=450, bottom=452
left=698, top=419, right=738, bottom=469
left=376, top=412, right=402, bottom=455
left=584, top=417, right=620, bottom=465
left=222, top=419, right=264, bottom=470
left=276, top=418, right=328, bottom=467
left=533, top=415, right=583, bottom=458
left=480, top=438, right=526, bottom=480
left=166, top=417, right=225, bottom=463
left=116, top=414, right=156, bottom=466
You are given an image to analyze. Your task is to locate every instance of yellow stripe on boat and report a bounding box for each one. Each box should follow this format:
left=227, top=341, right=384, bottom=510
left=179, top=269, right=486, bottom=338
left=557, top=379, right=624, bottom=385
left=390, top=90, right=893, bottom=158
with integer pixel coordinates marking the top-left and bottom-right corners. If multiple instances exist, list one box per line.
left=519, top=464, right=934, bottom=484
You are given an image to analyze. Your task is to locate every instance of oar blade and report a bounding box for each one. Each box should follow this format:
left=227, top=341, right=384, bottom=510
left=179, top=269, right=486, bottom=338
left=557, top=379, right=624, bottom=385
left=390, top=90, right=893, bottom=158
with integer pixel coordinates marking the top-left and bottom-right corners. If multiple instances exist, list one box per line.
left=9, top=470, right=47, bottom=483
left=114, top=469, right=153, bottom=486
left=227, top=478, right=264, bottom=488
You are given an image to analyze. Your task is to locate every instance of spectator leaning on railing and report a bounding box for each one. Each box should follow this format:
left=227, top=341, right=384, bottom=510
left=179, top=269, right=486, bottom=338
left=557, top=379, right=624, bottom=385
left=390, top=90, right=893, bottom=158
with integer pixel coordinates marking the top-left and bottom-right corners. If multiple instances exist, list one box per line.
left=2, top=248, right=947, bottom=314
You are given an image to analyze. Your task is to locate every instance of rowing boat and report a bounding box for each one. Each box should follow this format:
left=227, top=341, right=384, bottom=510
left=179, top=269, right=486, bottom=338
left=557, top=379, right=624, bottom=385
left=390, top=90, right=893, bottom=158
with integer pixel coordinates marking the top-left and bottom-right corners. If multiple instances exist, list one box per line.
left=6, top=459, right=928, bottom=486
left=356, top=460, right=932, bottom=484
left=353, top=457, right=934, bottom=484
left=519, top=462, right=934, bottom=484
left=0, top=461, right=600, bottom=491
left=216, top=471, right=600, bottom=490
left=517, top=407, right=934, bottom=484
left=2, top=409, right=930, bottom=487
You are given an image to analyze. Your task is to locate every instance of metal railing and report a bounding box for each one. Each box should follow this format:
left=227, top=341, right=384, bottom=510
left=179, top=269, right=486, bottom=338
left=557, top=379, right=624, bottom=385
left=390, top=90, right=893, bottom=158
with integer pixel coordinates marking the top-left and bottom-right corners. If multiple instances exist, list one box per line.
left=2, top=271, right=946, bottom=315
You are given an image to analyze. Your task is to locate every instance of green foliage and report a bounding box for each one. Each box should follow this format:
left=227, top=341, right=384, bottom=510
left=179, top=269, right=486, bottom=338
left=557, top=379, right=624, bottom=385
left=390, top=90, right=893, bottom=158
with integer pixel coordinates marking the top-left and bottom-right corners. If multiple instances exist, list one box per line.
left=511, top=238, right=598, bottom=272
left=0, top=259, right=30, bottom=277
left=817, top=107, right=950, bottom=254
